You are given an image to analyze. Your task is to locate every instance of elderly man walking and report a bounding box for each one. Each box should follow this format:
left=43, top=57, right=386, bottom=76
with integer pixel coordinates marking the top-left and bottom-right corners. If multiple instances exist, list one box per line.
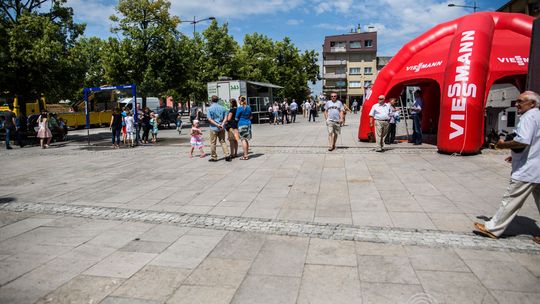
left=207, top=95, right=231, bottom=162
left=324, top=92, right=344, bottom=151
left=474, top=91, right=540, bottom=244
left=369, top=95, right=391, bottom=152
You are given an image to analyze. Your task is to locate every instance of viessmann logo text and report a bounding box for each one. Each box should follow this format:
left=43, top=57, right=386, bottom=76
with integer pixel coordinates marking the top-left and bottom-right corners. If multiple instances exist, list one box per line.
left=497, top=56, right=529, bottom=66
left=448, top=30, right=478, bottom=140
left=405, top=61, right=443, bottom=73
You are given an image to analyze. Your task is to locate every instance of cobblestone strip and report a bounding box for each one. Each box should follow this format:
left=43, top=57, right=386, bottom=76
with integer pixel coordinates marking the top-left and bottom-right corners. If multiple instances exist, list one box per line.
left=1, top=201, right=538, bottom=254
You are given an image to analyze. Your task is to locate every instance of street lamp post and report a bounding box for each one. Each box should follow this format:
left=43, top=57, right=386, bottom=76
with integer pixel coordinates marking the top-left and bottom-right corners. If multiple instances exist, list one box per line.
left=448, top=1, right=478, bottom=12
left=180, top=16, right=216, bottom=36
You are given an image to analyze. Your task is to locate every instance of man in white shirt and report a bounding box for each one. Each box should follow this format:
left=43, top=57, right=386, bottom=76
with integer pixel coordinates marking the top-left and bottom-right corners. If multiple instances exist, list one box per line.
left=474, top=91, right=540, bottom=244
left=324, top=92, right=344, bottom=151
left=369, top=95, right=391, bottom=152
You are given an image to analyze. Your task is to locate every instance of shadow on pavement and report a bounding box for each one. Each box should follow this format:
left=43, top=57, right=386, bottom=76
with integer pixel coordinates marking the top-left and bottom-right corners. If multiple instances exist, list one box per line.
left=0, top=197, right=16, bottom=204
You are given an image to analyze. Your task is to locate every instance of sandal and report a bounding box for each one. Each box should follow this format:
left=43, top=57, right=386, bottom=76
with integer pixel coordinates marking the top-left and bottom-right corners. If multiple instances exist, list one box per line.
left=240, top=156, right=249, bottom=160
left=533, top=236, right=540, bottom=245
left=473, top=222, right=498, bottom=239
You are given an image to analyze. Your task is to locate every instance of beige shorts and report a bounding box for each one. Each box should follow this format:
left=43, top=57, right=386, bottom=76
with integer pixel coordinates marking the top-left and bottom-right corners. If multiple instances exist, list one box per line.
left=327, top=121, right=341, bottom=135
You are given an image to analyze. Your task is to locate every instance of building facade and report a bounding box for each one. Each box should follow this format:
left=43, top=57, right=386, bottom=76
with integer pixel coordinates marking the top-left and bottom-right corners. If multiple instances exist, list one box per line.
left=497, top=0, right=540, bottom=17
left=322, top=31, right=378, bottom=105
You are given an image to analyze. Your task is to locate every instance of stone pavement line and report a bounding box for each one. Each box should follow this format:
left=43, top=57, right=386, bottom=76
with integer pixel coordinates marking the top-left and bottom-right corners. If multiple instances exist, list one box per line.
left=1, top=201, right=539, bottom=254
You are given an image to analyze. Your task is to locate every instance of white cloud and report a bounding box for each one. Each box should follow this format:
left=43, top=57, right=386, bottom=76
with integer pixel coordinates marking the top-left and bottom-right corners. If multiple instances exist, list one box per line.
left=287, top=19, right=303, bottom=25
left=315, top=23, right=356, bottom=32
left=313, top=0, right=353, bottom=14
left=169, top=0, right=304, bottom=21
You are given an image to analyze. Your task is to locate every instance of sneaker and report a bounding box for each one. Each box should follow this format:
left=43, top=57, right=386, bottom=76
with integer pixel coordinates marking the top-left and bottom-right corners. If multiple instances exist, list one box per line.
left=208, top=158, right=218, bottom=162
left=225, top=156, right=232, bottom=162
left=6, top=146, right=13, bottom=150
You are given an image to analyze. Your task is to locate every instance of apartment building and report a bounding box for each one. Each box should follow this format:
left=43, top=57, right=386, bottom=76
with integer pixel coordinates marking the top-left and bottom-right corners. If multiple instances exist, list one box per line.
left=322, top=30, right=378, bottom=105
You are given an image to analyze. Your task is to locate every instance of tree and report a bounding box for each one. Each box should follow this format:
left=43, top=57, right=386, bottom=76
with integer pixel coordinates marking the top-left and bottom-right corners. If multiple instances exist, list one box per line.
left=0, top=0, right=85, bottom=103
left=108, top=0, right=179, bottom=107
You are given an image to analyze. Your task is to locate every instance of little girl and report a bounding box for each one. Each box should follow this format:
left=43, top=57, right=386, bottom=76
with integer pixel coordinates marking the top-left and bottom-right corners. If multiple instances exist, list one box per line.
left=150, top=112, right=159, bottom=143
left=190, top=120, right=205, bottom=158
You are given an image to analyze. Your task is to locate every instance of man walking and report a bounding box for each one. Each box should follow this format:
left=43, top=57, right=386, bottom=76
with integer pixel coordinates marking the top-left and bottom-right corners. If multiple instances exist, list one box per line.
left=3, top=105, right=18, bottom=149
left=324, top=92, right=344, bottom=151
left=411, top=90, right=423, bottom=145
left=352, top=100, right=358, bottom=114
left=309, top=100, right=317, bottom=122
left=281, top=99, right=290, bottom=124
left=207, top=96, right=231, bottom=162
left=369, top=95, right=391, bottom=152
left=290, top=99, right=298, bottom=123
left=474, top=91, right=540, bottom=244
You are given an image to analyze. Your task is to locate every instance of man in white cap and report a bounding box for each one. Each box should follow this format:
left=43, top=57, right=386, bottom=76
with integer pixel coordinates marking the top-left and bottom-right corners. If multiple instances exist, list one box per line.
left=369, top=95, right=391, bottom=152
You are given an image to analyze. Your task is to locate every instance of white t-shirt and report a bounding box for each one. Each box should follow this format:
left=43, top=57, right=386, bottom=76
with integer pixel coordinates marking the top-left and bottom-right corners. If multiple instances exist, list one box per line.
left=324, top=100, right=344, bottom=122
left=369, top=103, right=391, bottom=120
left=511, top=108, right=540, bottom=183
left=125, top=116, right=135, bottom=133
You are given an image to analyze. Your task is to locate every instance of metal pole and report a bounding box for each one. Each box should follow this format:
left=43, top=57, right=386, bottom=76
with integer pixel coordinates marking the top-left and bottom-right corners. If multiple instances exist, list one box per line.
left=84, top=89, right=90, bottom=145
left=132, top=85, right=137, bottom=123
left=193, top=16, right=196, bottom=36
left=399, top=96, right=410, bottom=141
left=473, top=1, right=477, bottom=12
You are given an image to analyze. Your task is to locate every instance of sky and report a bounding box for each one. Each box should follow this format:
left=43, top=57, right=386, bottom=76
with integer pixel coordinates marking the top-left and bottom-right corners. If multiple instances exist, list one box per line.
left=67, top=0, right=509, bottom=96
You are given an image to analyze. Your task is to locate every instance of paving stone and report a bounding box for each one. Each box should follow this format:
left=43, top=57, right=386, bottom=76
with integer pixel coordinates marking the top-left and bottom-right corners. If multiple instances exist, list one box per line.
left=464, top=259, right=540, bottom=292
left=416, top=270, right=498, bottom=304
left=35, top=275, right=124, bottom=304
left=167, top=285, right=237, bottom=304
left=119, top=240, right=171, bottom=254
left=231, top=275, right=300, bottom=304
left=357, top=255, right=419, bottom=284
left=84, top=251, right=157, bottom=278
left=0, top=217, right=56, bottom=242
left=183, top=257, right=251, bottom=288
left=101, top=296, right=161, bottom=304
left=406, top=246, right=469, bottom=272
left=150, top=234, right=223, bottom=269
left=249, top=236, right=308, bottom=277
left=306, top=238, right=357, bottom=266
left=490, top=290, right=540, bottom=304
left=297, top=264, right=362, bottom=304
left=112, top=265, right=190, bottom=301
left=360, top=282, right=424, bottom=304
left=209, top=232, right=266, bottom=260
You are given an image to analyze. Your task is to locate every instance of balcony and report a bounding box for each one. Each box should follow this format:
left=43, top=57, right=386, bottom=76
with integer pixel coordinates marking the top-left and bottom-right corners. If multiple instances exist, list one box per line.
left=324, top=60, right=347, bottom=66
left=324, top=73, right=347, bottom=79
left=330, top=47, right=346, bottom=52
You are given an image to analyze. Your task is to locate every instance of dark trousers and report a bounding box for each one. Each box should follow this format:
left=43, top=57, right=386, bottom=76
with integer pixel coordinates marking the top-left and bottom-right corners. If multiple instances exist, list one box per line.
left=136, top=124, right=141, bottom=143
left=281, top=111, right=289, bottom=124
left=412, top=114, right=422, bottom=144
left=142, top=124, right=151, bottom=142
left=385, top=123, right=396, bottom=144
left=111, top=127, right=121, bottom=145
left=309, top=110, right=316, bottom=122
left=291, top=110, right=297, bottom=123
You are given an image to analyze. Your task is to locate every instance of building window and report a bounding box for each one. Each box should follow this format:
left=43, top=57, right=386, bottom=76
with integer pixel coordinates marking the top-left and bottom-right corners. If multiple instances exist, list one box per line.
left=364, top=67, right=373, bottom=75
left=330, top=41, right=346, bottom=47
left=365, top=40, right=373, bottom=47
left=364, top=80, right=372, bottom=87
left=349, top=81, right=362, bottom=88
left=350, top=41, right=361, bottom=48
left=349, top=68, right=361, bottom=75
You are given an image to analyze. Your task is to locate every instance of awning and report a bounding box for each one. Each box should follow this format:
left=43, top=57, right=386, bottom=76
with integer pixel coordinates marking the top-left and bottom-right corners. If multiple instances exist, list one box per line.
left=246, top=81, right=283, bottom=89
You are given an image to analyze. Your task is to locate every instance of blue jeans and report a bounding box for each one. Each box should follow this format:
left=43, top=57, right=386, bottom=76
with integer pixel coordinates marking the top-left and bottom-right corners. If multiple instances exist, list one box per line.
left=5, top=128, right=12, bottom=148
left=111, top=127, right=121, bottom=145
left=412, top=113, right=422, bottom=144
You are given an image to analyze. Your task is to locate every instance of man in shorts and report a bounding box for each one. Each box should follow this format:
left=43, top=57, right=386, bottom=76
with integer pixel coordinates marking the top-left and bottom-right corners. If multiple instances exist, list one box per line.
left=324, top=92, right=344, bottom=151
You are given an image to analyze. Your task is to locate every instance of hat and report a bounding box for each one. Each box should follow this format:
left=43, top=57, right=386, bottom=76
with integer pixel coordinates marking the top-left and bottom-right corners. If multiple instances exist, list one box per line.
left=378, top=95, right=385, bottom=100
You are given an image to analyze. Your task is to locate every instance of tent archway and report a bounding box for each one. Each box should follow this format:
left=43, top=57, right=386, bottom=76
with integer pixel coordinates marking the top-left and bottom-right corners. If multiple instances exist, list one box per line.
left=358, top=12, right=534, bottom=154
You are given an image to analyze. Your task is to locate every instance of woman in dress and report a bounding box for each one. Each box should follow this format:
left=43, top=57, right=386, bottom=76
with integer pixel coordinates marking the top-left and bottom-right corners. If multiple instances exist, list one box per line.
left=37, top=111, right=52, bottom=149
left=235, top=96, right=252, bottom=160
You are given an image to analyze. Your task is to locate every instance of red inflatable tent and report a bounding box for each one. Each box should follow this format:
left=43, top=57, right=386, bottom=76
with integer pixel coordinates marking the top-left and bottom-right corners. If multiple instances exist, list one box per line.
left=358, top=12, right=534, bottom=154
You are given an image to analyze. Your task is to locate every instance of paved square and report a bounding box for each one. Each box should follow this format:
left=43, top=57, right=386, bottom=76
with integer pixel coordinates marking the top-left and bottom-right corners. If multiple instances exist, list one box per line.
left=1, top=113, right=539, bottom=303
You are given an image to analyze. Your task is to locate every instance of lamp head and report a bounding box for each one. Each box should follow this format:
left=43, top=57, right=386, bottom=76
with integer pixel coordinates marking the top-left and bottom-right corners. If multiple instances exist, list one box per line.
left=448, top=3, right=455, bottom=7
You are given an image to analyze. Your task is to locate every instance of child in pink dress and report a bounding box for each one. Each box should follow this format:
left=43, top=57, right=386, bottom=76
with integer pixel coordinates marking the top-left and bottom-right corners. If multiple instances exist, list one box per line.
left=189, top=120, right=206, bottom=158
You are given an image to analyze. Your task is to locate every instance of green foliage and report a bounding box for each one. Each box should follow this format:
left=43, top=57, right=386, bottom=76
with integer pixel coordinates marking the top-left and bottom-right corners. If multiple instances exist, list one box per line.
left=0, top=0, right=320, bottom=105
left=0, top=0, right=85, bottom=101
